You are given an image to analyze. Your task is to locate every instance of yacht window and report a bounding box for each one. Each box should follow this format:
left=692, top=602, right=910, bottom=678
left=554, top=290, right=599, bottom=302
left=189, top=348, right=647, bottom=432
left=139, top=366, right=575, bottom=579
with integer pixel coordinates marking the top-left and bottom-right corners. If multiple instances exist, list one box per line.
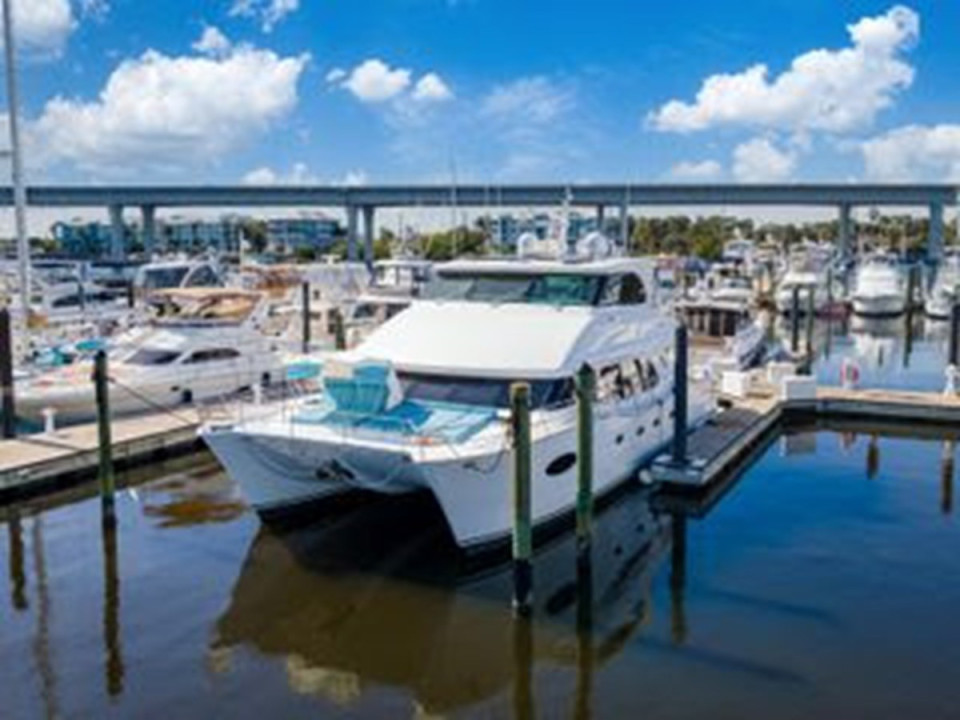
left=186, top=266, right=220, bottom=288
left=619, top=360, right=642, bottom=397
left=597, top=365, right=623, bottom=401
left=597, top=274, right=646, bottom=306
left=637, top=359, right=659, bottom=391
left=142, top=267, right=189, bottom=290
left=352, top=303, right=378, bottom=320
left=126, top=348, right=180, bottom=365
left=424, top=272, right=604, bottom=306
left=183, top=348, right=241, bottom=364
left=385, top=304, right=407, bottom=319
left=398, top=373, right=572, bottom=409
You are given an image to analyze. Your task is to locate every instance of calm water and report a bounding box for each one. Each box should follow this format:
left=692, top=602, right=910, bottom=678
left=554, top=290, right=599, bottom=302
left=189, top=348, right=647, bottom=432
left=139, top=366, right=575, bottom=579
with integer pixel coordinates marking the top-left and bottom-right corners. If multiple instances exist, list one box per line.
left=776, top=313, right=952, bottom=392
left=1, top=413, right=959, bottom=718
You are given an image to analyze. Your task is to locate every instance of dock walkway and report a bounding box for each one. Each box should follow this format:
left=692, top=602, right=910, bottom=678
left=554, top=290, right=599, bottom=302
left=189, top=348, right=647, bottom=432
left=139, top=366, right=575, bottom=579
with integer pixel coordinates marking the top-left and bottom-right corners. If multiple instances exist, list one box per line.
left=653, top=379, right=960, bottom=490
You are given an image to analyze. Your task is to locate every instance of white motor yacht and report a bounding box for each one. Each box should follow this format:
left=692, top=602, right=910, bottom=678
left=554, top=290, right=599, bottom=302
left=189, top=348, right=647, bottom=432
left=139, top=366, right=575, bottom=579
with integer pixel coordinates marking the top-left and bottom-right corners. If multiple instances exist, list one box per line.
left=775, top=244, right=834, bottom=316
left=677, top=298, right=766, bottom=371
left=202, top=253, right=712, bottom=551
left=851, top=252, right=906, bottom=317
left=18, top=289, right=282, bottom=425
left=925, top=253, right=960, bottom=320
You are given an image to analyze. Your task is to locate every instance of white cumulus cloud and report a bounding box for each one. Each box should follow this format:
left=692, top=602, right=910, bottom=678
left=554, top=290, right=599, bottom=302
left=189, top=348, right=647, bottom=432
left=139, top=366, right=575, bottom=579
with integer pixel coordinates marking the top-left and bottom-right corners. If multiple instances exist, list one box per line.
left=412, top=72, right=453, bottom=102
left=192, top=26, right=231, bottom=57
left=861, top=125, right=960, bottom=181
left=648, top=5, right=919, bottom=134
left=732, top=137, right=797, bottom=182
left=669, top=160, right=723, bottom=181
left=1, top=0, right=74, bottom=58
left=332, top=59, right=452, bottom=106
left=230, top=0, right=299, bottom=32
left=242, top=164, right=368, bottom=186
left=339, top=58, right=411, bottom=102
left=33, top=44, right=310, bottom=175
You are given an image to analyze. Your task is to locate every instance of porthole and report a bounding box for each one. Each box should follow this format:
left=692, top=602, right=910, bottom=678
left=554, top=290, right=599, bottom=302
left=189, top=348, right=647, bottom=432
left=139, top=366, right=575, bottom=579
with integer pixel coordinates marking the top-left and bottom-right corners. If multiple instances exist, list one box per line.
left=615, top=434, right=624, bottom=445
left=545, top=452, right=577, bottom=476
left=636, top=426, right=645, bottom=436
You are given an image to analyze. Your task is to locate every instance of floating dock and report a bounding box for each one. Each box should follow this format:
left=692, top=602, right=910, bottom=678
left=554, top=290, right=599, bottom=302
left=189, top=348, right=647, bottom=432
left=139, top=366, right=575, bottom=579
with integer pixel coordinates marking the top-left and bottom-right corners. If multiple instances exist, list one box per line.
left=652, top=376, right=960, bottom=491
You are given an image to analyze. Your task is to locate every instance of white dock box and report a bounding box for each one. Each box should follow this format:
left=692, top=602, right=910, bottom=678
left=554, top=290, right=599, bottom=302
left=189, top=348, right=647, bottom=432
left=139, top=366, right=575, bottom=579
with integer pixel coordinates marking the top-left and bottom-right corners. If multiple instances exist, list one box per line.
left=767, top=361, right=796, bottom=387
left=721, top=371, right=752, bottom=399
left=780, top=375, right=817, bottom=402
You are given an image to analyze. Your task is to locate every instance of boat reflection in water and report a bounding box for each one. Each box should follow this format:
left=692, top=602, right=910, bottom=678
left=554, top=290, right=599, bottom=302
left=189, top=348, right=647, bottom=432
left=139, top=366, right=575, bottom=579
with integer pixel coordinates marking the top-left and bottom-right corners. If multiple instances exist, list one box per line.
left=212, top=488, right=673, bottom=716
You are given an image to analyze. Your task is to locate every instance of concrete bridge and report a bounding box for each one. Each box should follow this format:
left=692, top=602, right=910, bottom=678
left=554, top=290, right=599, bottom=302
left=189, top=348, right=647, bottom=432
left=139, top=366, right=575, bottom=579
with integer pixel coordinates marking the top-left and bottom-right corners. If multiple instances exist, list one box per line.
left=2, top=183, right=957, bottom=261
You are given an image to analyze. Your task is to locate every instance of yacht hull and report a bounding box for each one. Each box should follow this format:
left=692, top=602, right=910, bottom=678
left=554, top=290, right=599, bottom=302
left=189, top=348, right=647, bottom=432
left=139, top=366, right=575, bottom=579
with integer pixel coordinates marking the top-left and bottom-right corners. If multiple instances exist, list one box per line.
left=851, top=294, right=906, bottom=318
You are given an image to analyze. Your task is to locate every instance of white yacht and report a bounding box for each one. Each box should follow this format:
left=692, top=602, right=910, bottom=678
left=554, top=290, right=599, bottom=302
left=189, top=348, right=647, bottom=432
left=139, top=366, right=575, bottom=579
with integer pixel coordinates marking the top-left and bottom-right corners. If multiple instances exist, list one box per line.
left=925, top=253, right=960, bottom=320
left=18, top=289, right=282, bottom=425
left=775, top=244, right=834, bottom=315
left=677, top=298, right=766, bottom=371
left=202, top=253, right=712, bottom=551
left=851, top=252, right=906, bottom=317
left=133, top=258, right=224, bottom=302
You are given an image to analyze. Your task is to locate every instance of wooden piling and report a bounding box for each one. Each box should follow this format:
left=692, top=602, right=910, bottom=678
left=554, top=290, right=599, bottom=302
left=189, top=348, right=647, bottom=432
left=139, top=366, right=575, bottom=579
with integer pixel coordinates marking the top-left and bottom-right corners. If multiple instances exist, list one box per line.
left=0, top=307, right=15, bottom=439
left=805, top=288, right=816, bottom=358
left=125, top=281, right=135, bottom=310
left=94, top=350, right=116, bottom=523
left=790, top=286, right=801, bottom=354
left=574, top=364, right=595, bottom=555
left=301, top=281, right=311, bottom=354
left=672, top=325, right=688, bottom=464
left=101, top=518, right=124, bottom=696
left=670, top=514, right=688, bottom=645
left=950, top=302, right=960, bottom=367
left=510, top=382, right=533, bottom=615
left=7, top=511, right=26, bottom=610
left=333, top=310, right=347, bottom=351
left=942, top=440, right=955, bottom=516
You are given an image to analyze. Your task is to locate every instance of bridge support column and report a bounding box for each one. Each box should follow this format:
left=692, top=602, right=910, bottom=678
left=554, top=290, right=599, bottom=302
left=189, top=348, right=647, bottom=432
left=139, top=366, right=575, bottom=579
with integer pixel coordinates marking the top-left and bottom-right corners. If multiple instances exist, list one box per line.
left=140, top=205, right=156, bottom=256
left=346, top=205, right=359, bottom=262
left=108, top=204, right=125, bottom=260
left=928, top=202, right=944, bottom=262
left=838, top=204, right=853, bottom=259
left=362, top=205, right=375, bottom=270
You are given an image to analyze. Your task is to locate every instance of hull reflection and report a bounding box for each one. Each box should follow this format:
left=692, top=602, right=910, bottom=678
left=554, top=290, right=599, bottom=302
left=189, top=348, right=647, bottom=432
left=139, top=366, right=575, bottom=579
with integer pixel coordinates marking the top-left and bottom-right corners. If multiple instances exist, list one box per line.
left=213, top=489, right=670, bottom=715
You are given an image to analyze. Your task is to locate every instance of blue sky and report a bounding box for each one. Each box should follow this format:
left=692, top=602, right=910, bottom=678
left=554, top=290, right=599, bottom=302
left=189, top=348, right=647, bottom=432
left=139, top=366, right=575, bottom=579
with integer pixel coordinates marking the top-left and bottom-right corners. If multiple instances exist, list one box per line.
left=7, top=0, right=960, bottom=188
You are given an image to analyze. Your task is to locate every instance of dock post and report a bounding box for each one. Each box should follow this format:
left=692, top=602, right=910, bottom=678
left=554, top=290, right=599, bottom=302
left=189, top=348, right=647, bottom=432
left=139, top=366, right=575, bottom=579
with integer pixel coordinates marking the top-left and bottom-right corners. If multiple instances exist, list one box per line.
left=94, top=350, right=116, bottom=525
left=101, top=515, right=124, bottom=696
left=790, top=286, right=800, bottom=354
left=126, top=281, right=135, bottom=310
left=510, top=382, right=533, bottom=616
left=804, top=288, right=815, bottom=357
left=7, top=511, right=26, bottom=610
left=0, top=307, right=16, bottom=439
left=672, top=324, right=688, bottom=464
left=575, top=364, right=595, bottom=557
left=300, top=281, right=311, bottom=354
left=333, top=309, right=347, bottom=351
left=950, top=303, right=960, bottom=367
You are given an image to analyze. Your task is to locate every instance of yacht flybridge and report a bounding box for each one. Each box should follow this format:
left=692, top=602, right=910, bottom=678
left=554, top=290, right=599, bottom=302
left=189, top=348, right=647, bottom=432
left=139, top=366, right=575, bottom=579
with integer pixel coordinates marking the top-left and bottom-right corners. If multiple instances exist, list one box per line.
left=202, top=253, right=712, bottom=551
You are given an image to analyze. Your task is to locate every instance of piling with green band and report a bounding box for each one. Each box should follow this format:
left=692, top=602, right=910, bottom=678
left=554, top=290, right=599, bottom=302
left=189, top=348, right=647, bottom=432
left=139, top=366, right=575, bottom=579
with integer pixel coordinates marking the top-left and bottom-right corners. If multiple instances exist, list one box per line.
left=574, top=364, right=595, bottom=555
left=94, top=350, right=116, bottom=524
left=790, top=286, right=800, bottom=354
left=0, top=307, right=15, bottom=439
left=301, top=281, right=311, bottom=354
left=510, top=381, right=533, bottom=615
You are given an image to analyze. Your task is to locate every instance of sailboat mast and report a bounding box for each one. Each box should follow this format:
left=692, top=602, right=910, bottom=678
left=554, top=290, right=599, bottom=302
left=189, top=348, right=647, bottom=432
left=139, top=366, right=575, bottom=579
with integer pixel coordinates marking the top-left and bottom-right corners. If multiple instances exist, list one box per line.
left=2, top=0, right=30, bottom=312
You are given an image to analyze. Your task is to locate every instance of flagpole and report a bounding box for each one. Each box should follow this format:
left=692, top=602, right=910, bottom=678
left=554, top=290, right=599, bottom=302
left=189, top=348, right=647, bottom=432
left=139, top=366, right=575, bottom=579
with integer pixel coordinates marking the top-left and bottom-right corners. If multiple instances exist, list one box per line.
left=2, top=0, right=31, bottom=312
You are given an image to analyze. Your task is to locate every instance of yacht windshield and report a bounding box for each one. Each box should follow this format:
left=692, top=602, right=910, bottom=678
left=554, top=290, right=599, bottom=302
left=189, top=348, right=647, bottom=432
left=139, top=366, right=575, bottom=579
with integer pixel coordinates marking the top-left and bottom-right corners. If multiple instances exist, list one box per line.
left=399, top=372, right=572, bottom=409
left=141, top=267, right=190, bottom=290
left=125, top=348, right=180, bottom=365
left=424, top=272, right=604, bottom=306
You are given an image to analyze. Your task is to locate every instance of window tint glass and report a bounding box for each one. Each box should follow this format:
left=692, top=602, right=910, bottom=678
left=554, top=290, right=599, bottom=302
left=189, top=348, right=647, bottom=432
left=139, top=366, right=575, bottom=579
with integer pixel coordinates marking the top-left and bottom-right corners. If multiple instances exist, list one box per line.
left=398, top=373, right=572, bottom=409
left=127, top=348, right=180, bottom=365
left=184, top=348, right=241, bottom=364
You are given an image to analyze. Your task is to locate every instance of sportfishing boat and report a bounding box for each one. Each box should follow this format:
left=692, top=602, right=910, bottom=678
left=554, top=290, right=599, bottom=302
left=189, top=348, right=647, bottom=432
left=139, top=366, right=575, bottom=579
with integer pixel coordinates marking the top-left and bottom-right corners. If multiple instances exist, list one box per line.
left=851, top=252, right=906, bottom=317
left=925, top=253, right=960, bottom=320
left=18, top=289, right=282, bottom=425
left=202, top=250, right=712, bottom=551
left=774, top=243, right=834, bottom=316
left=677, top=298, right=766, bottom=371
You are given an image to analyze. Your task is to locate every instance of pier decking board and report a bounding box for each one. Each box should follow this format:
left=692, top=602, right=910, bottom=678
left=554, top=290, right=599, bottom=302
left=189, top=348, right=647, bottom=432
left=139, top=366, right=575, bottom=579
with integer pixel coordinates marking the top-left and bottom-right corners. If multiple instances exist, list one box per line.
left=653, top=382, right=960, bottom=490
